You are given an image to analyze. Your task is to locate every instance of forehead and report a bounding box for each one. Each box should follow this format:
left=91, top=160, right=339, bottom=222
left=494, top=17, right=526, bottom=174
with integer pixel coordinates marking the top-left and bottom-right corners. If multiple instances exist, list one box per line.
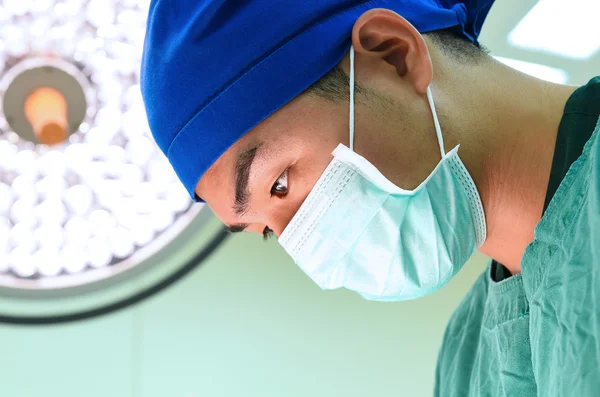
left=194, top=110, right=274, bottom=220
left=196, top=139, right=237, bottom=204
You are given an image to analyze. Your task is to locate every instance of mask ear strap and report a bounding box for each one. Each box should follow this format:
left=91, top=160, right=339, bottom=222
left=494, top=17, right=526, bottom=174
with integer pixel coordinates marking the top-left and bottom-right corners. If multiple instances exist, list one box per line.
left=349, top=45, right=355, bottom=151
left=350, top=50, right=444, bottom=157
left=426, top=86, right=446, bottom=157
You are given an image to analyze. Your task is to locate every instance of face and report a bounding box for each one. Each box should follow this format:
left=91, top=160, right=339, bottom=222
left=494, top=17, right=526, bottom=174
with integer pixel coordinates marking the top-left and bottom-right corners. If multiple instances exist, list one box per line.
left=196, top=8, right=441, bottom=239
left=196, top=82, right=440, bottom=239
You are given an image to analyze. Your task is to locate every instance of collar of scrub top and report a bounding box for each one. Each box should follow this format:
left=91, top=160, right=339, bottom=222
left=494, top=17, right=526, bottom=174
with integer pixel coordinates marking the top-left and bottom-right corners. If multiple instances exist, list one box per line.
left=140, top=0, right=495, bottom=202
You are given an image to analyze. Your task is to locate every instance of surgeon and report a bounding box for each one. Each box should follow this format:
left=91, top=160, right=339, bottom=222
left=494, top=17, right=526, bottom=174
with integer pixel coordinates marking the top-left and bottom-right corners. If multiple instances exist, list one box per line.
left=141, top=0, right=599, bottom=395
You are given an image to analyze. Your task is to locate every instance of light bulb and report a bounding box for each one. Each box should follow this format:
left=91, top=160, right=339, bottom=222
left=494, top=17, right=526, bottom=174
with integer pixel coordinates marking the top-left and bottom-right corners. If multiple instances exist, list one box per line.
left=50, top=24, right=78, bottom=57
left=148, top=155, right=176, bottom=187
left=132, top=182, right=155, bottom=201
left=137, top=0, right=150, bottom=11
left=119, top=166, right=145, bottom=197
left=134, top=197, right=161, bottom=215
left=166, top=181, right=191, bottom=213
left=132, top=215, right=155, bottom=246
left=10, top=199, right=37, bottom=225
left=86, top=0, right=116, bottom=28
left=94, top=179, right=122, bottom=209
left=11, top=174, right=37, bottom=202
left=34, top=223, right=64, bottom=250
left=4, top=32, right=28, bottom=57
left=9, top=221, right=37, bottom=253
left=64, top=184, right=94, bottom=216
left=29, top=17, right=53, bottom=52
left=0, top=219, right=9, bottom=243
left=35, top=199, right=68, bottom=225
left=0, top=250, right=8, bottom=273
left=95, top=75, right=122, bottom=104
left=64, top=143, right=93, bottom=168
left=36, top=150, right=67, bottom=177
left=0, top=222, right=9, bottom=272
left=85, top=126, right=114, bottom=147
left=95, top=106, right=122, bottom=135
left=61, top=244, right=87, bottom=274
left=103, top=145, right=126, bottom=177
left=77, top=160, right=107, bottom=185
left=110, top=226, right=134, bottom=258
left=36, top=175, right=68, bottom=200
left=117, top=9, right=142, bottom=26
left=97, top=25, right=119, bottom=40
left=122, top=84, right=142, bottom=109
left=126, top=136, right=154, bottom=166
left=151, top=208, right=175, bottom=233
left=9, top=247, right=36, bottom=278
left=87, top=236, right=112, bottom=268
left=33, top=248, right=62, bottom=277
left=0, top=183, right=14, bottom=214
left=111, top=42, right=138, bottom=76
left=104, top=145, right=126, bottom=163
left=88, top=209, right=117, bottom=236
left=122, top=108, right=146, bottom=139
left=64, top=217, right=91, bottom=246
left=111, top=198, right=138, bottom=229
left=30, top=0, right=54, bottom=13
left=120, top=163, right=144, bottom=184
left=4, top=0, right=31, bottom=16
left=0, top=141, right=18, bottom=170
left=13, top=149, right=37, bottom=176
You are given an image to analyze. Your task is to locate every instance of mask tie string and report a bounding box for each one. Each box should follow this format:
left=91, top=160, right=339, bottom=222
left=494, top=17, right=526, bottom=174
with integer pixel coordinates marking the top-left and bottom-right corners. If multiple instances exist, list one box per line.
left=426, top=86, right=446, bottom=157
left=349, top=45, right=355, bottom=151
left=351, top=47, right=445, bottom=159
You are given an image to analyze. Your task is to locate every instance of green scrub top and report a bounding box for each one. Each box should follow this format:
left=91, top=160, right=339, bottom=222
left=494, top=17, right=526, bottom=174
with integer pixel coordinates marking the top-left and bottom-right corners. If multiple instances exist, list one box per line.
left=434, top=77, right=600, bottom=397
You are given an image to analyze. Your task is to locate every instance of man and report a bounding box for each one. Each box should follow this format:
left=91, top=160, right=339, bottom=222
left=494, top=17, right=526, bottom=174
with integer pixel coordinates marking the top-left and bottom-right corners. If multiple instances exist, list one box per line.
left=141, top=0, right=599, bottom=395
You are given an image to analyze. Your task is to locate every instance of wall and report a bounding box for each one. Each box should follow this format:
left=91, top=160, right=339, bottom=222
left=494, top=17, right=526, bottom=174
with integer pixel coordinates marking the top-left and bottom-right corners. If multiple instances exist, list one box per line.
left=0, top=231, right=487, bottom=397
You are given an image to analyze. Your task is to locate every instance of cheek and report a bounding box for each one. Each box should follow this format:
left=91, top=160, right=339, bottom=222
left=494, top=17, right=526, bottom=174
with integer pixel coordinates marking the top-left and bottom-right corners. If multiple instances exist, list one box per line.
left=260, top=147, right=335, bottom=235
left=290, top=149, right=333, bottom=204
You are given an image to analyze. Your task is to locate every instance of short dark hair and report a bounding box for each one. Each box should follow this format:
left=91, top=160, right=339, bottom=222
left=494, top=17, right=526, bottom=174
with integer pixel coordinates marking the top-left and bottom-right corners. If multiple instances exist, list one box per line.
left=306, top=28, right=489, bottom=102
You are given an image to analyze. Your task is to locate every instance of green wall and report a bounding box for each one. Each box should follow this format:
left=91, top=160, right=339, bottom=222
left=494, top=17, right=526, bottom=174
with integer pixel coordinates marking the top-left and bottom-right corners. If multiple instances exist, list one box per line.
left=0, top=231, right=487, bottom=397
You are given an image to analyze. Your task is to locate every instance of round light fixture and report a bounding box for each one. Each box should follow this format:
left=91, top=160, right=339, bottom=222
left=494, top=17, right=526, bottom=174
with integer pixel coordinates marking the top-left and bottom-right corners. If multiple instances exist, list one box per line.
left=0, top=0, right=225, bottom=303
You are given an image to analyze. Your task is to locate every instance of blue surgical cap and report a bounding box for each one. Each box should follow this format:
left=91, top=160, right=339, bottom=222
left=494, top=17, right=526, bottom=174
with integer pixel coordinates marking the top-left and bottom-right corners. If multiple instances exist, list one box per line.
left=141, top=0, right=495, bottom=200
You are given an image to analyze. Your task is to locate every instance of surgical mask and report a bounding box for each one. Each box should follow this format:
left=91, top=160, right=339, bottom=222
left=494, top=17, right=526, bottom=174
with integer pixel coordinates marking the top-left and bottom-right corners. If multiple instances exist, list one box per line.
left=278, top=46, right=486, bottom=301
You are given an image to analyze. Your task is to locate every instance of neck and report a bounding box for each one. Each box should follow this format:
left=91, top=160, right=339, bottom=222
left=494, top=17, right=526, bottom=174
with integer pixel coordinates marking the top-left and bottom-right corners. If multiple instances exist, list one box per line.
left=433, top=56, right=577, bottom=274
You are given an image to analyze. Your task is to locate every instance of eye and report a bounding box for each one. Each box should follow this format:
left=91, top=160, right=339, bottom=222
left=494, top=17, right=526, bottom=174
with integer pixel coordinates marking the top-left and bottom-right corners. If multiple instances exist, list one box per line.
left=270, top=168, right=288, bottom=197
left=263, top=226, right=274, bottom=240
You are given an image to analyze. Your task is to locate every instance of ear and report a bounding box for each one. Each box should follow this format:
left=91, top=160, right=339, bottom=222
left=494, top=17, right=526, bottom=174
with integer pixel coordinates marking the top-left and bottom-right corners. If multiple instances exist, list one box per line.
left=351, top=9, right=433, bottom=94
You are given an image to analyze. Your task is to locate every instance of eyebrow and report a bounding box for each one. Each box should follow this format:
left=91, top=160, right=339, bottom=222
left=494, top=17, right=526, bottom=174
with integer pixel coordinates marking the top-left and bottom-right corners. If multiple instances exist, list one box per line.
left=233, top=143, right=262, bottom=216
left=225, top=223, right=249, bottom=233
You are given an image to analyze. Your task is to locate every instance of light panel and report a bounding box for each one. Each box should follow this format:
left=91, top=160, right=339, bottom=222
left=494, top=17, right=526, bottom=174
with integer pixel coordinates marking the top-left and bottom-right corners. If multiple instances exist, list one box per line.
left=494, top=56, right=569, bottom=84
left=509, top=0, right=600, bottom=59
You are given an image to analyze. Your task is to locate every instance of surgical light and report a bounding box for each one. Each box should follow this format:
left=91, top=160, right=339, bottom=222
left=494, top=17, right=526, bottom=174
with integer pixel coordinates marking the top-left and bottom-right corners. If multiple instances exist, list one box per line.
left=0, top=0, right=202, bottom=290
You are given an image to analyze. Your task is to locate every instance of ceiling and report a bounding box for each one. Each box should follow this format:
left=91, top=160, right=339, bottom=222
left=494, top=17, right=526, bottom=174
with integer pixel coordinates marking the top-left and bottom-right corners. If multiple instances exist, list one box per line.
left=480, top=0, right=599, bottom=85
